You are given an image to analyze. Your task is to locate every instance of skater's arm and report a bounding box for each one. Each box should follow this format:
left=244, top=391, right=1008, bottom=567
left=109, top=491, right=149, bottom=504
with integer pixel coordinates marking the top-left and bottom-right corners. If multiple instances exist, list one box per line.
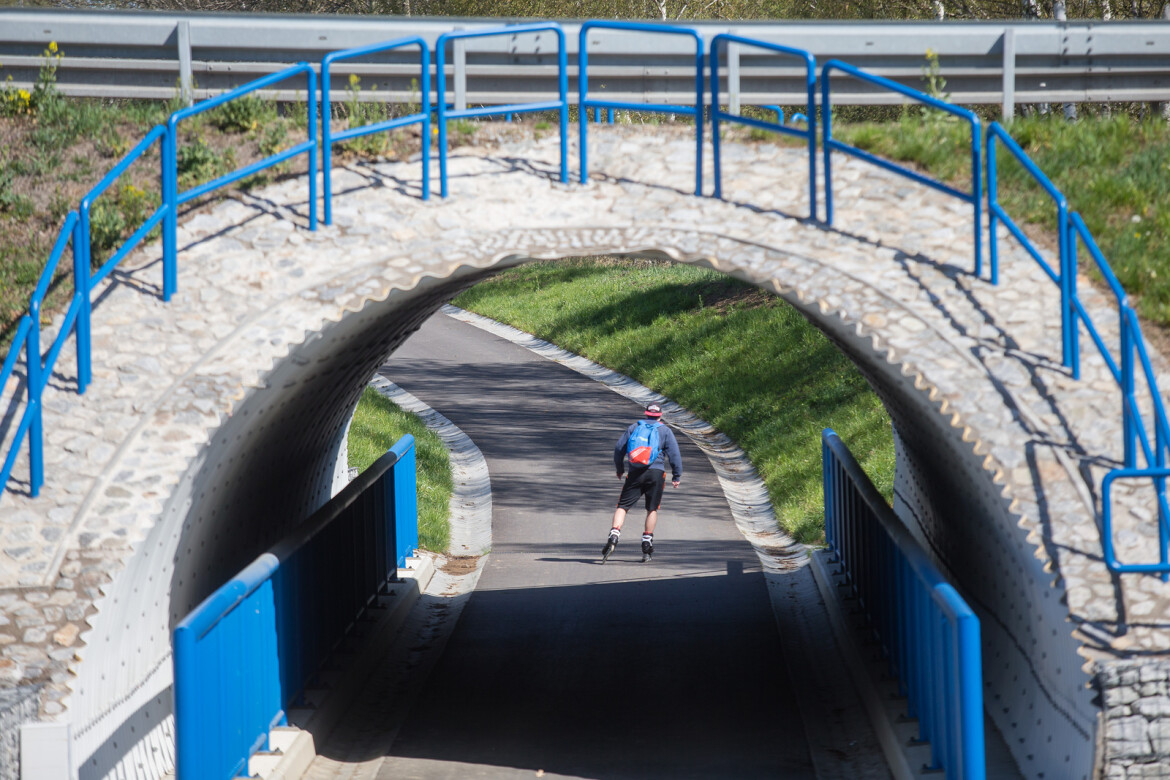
left=614, top=425, right=633, bottom=476
left=664, top=428, right=683, bottom=485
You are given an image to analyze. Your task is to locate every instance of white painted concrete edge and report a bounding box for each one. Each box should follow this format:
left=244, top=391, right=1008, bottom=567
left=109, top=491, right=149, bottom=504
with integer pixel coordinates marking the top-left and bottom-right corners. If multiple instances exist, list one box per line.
left=441, top=304, right=807, bottom=574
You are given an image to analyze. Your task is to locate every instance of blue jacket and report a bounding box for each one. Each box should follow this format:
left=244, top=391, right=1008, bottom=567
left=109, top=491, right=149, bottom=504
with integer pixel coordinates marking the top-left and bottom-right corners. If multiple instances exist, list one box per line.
left=614, top=421, right=682, bottom=481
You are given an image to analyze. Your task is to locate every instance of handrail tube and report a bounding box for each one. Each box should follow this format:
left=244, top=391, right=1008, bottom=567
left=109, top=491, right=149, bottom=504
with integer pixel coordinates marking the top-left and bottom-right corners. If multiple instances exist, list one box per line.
left=446, top=100, right=564, bottom=119
left=321, top=36, right=430, bottom=225
left=437, top=23, right=567, bottom=199
left=164, top=63, right=317, bottom=300
left=1102, top=467, right=1170, bottom=575
left=988, top=200, right=1060, bottom=284
left=710, top=34, right=816, bottom=220
left=844, top=143, right=972, bottom=203
left=821, top=59, right=982, bottom=278
left=90, top=206, right=170, bottom=290
left=823, top=428, right=985, bottom=778
left=177, top=140, right=314, bottom=205
left=1069, top=213, right=1127, bottom=304
left=580, top=21, right=703, bottom=196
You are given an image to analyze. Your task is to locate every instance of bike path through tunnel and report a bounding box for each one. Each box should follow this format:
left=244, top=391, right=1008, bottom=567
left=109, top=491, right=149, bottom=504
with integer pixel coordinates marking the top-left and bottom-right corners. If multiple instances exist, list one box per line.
left=305, top=311, right=888, bottom=779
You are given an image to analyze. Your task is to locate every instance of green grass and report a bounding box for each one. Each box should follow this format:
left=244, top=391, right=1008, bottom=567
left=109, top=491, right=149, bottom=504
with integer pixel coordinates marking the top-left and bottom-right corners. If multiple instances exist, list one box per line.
left=834, top=112, right=1170, bottom=327
left=348, top=387, right=452, bottom=554
left=455, top=258, right=894, bottom=545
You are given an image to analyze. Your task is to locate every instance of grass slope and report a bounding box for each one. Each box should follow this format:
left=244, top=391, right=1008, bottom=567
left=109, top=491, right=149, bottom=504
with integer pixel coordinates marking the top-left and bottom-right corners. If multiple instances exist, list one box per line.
left=348, top=387, right=452, bottom=553
left=455, top=258, right=894, bottom=544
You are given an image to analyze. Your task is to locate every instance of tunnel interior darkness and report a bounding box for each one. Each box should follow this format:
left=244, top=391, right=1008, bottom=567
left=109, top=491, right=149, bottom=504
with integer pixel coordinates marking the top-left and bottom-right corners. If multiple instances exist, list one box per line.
left=70, top=252, right=1098, bottom=777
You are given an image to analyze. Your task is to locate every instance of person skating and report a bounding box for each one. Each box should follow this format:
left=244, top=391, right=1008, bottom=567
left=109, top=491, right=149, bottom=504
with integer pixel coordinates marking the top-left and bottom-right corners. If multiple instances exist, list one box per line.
left=603, top=403, right=682, bottom=563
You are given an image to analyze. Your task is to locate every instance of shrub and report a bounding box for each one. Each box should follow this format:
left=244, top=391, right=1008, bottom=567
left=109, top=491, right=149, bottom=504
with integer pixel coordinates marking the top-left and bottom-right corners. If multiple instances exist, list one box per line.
left=208, top=93, right=276, bottom=133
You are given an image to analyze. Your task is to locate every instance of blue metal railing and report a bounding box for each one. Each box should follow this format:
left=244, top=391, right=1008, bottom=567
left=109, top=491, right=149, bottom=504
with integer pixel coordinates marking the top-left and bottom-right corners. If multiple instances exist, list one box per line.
left=710, top=34, right=816, bottom=220
left=0, top=213, right=83, bottom=497
left=322, top=37, right=431, bottom=223
left=821, top=60, right=982, bottom=273
left=173, top=435, right=418, bottom=780
left=823, top=428, right=984, bottom=780
left=164, top=63, right=318, bottom=299
left=986, top=123, right=1170, bottom=577
left=579, top=21, right=704, bottom=196
left=436, top=23, right=568, bottom=198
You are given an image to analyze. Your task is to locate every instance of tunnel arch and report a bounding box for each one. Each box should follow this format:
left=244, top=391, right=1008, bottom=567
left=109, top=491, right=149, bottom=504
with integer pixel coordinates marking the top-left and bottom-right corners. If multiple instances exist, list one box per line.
left=64, top=224, right=1097, bottom=777
left=0, top=132, right=1140, bottom=777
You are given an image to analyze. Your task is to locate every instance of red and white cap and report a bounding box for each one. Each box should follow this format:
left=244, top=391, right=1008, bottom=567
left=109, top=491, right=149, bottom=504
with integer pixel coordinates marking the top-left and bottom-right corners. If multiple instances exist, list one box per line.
left=644, top=404, right=663, bottom=418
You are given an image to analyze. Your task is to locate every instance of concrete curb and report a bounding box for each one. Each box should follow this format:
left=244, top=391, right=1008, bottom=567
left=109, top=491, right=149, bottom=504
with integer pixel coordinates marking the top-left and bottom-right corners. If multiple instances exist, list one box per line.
left=441, top=304, right=806, bottom=574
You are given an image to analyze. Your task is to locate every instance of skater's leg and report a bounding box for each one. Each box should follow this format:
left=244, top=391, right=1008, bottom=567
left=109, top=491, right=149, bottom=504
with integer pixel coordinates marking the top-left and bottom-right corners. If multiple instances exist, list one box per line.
left=611, top=507, right=627, bottom=532
left=643, top=510, right=658, bottom=536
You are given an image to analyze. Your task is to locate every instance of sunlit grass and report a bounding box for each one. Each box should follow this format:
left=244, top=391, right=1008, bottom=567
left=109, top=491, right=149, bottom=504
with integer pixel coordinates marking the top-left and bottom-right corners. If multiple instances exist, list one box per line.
left=348, top=387, right=452, bottom=553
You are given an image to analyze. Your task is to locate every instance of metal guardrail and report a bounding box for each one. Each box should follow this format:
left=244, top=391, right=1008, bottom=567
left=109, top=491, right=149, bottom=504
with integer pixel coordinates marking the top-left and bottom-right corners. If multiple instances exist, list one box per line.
left=823, top=428, right=985, bottom=779
left=2, top=11, right=1169, bottom=113
left=172, top=435, right=418, bottom=780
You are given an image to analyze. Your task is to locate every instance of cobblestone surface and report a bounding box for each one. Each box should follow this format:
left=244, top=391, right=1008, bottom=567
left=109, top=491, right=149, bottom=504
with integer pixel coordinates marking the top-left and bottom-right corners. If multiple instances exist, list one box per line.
left=0, top=124, right=1166, bottom=775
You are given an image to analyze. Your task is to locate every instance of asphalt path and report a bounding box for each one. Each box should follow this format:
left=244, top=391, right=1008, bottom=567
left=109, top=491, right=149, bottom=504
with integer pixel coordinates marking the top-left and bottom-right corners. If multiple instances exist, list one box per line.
left=335, top=312, right=818, bottom=778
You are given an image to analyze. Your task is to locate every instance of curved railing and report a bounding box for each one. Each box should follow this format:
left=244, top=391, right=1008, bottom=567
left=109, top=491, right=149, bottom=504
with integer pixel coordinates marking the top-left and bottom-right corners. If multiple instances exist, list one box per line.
left=821, top=59, right=983, bottom=271
left=1, top=24, right=1167, bottom=583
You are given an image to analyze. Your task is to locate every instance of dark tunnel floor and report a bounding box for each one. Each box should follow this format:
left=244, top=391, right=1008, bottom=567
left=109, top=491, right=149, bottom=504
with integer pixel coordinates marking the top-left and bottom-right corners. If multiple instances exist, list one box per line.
left=303, top=311, right=892, bottom=779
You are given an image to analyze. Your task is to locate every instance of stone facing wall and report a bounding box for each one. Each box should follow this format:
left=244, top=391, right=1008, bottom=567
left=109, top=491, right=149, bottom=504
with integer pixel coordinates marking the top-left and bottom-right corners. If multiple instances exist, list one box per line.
left=1100, top=660, right=1170, bottom=778
left=0, top=685, right=38, bottom=780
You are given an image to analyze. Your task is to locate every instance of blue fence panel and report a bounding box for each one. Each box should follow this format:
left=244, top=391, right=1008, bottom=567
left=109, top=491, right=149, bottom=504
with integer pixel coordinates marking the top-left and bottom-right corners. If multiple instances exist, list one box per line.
left=321, top=36, right=430, bottom=224
left=579, top=21, right=704, bottom=196
left=173, top=435, right=418, bottom=779
left=823, top=428, right=985, bottom=780
left=820, top=59, right=982, bottom=274
left=709, top=34, right=817, bottom=221
left=163, top=64, right=318, bottom=300
left=436, top=23, right=568, bottom=199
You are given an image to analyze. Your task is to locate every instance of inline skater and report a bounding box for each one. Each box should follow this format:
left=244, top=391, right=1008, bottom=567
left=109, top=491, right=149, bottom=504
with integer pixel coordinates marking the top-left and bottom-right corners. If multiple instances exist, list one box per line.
left=602, top=403, right=682, bottom=563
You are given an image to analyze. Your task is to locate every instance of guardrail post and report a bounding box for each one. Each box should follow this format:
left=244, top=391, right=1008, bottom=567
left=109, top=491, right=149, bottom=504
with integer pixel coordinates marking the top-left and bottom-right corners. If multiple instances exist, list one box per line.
left=453, top=28, right=466, bottom=113
left=727, top=42, right=740, bottom=115
left=177, top=20, right=193, bottom=107
left=1001, top=28, right=1016, bottom=122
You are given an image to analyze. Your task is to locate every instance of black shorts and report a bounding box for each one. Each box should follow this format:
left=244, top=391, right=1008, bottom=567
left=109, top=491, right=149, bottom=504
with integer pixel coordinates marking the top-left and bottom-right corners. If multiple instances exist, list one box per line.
left=617, top=468, right=666, bottom=512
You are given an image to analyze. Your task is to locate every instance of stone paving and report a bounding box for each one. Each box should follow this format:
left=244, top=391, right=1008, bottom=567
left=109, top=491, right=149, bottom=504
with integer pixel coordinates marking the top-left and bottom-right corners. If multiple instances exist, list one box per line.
left=0, top=123, right=1167, bottom=775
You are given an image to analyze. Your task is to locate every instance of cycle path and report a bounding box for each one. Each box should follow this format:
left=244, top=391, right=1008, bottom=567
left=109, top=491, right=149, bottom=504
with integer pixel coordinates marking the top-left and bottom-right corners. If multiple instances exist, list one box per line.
left=319, top=311, right=831, bottom=778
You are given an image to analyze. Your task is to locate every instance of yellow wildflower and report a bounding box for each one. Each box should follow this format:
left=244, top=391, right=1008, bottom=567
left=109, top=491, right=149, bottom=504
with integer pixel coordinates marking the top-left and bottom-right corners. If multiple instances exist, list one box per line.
left=17, top=89, right=30, bottom=103
left=48, top=41, right=57, bottom=54
left=348, top=73, right=360, bottom=88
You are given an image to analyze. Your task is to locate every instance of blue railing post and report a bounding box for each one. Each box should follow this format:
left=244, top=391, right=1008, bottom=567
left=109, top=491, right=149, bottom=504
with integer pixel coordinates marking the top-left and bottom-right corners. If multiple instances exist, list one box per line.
left=307, top=68, right=318, bottom=231
left=25, top=303, right=42, bottom=496
left=163, top=121, right=179, bottom=302
left=391, top=435, right=418, bottom=568
left=821, top=73, right=834, bottom=226
left=985, top=135, right=997, bottom=283
left=71, top=213, right=91, bottom=394
left=1059, top=203, right=1076, bottom=377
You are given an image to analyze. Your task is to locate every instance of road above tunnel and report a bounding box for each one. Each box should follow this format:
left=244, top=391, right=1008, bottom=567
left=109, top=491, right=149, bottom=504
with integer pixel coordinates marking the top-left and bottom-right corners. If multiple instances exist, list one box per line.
left=308, top=311, right=884, bottom=779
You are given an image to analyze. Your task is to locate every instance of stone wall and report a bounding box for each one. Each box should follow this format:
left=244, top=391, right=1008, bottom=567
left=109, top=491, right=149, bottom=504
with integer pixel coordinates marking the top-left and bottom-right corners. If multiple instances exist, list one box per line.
left=1100, top=660, right=1170, bottom=778
left=0, top=685, right=38, bottom=780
